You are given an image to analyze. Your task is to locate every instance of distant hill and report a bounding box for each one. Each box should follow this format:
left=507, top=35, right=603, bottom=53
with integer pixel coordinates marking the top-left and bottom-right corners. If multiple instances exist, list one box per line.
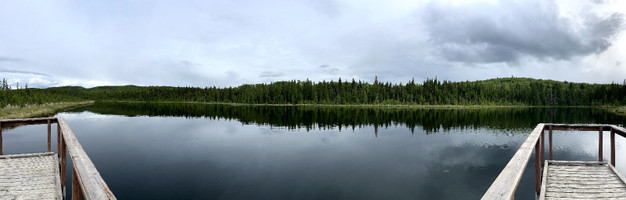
left=1, top=77, right=625, bottom=107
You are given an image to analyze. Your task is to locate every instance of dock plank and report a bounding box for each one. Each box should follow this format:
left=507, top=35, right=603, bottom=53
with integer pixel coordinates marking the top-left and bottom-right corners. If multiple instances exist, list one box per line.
left=541, top=160, right=626, bottom=199
left=0, top=152, right=62, bottom=200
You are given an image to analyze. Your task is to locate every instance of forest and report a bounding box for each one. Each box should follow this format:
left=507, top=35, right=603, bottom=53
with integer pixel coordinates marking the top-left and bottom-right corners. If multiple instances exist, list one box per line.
left=1, top=77, right=625, bottom=108
left=71, top=102, right=626, bottom=133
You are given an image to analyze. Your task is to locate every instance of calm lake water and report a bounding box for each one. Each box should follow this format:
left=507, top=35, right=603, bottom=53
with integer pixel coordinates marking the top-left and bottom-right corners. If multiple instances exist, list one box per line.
left=3, top=103, right=626, bottom=199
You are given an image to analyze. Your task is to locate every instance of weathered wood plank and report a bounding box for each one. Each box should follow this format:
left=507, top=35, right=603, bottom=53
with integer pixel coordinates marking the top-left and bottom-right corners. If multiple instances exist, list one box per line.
left=549, top=169, right=612, bottom=174
left=0, top=152, right=55, bottom=159
left=57, top=123, right=61, bottom=159
left=547, top=173, right=617, bottom=178
left=54, top=153, right=63, bottom=200
left=599, top=127, right=603, bottom=162
left=611, top=127, right=616, bottom=166
left=549, top=125, right=553, bottom=160
left=546, top=187, right=626, bottom=193
left=550, top=166, right=612, bottom=171
left=548, top=172, right=615, bottom=178
left=536, top=139, right=541, bottom=194
left=541, top=129, right=545, bottom=167
left=548, top=160, right=607, bottom=166
left=610, top=125, right=626, bottom=138
left=608, top=162, right=626, bottom=188
left=545, top=192, right=626, bottom=198
left=61, top=135, right=66, bottom=192
left=0, top=152, right=62, bottom=199
left=0, top=117, right=58, bottom=123
left=545, top=123, right=612, bottom=131
left=58, top=117, right=116, bottom=200
left=548, top=179, right=624, bottom=185
left=545, top=197, right=626, bottom=200
left=542, top=161, right=626, bottom=199
left=546, top=184, right=626, bottom=189
left=549, top=166, right=611, bottom=171
left=481, top=123, right=545, bottom=199
left=539, top=160, right=548, bottom=200
left=72, top=167, right=83, bottom=200
left=0, top=117, right=58, bottom=127
left=47, top=120, right=51, bottom=152
left=0, top=122, right=3, bottom=155
left=548, top=170, right=612, bottom=175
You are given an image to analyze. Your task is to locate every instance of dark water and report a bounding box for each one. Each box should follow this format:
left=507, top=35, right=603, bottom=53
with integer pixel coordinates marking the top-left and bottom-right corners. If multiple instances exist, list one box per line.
left=3, top=102, right=626, bottom=200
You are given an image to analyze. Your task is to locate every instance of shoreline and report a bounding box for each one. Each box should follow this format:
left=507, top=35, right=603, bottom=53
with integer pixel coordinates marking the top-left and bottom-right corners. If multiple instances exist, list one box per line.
left=607, top=107, right=626, bottom=116
left=96, top=100, right=622, bottom=109
left=3, top=100, right=624, bottom=118
left=0, top=101, right=95, bottom=119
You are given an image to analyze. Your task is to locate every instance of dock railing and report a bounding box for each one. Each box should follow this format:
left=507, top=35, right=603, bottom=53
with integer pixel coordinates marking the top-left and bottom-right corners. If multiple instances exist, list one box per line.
left=482, top=123, right=626, bottom=199
left=0, top=117, right=116, bottom=200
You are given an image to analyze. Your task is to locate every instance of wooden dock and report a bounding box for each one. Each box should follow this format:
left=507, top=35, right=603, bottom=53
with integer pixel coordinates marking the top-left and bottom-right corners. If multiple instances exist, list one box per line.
left=0, top=152, right=62, bottom=199
left=482, top=124, right=626, bottom=200
left=541, top=161, right=626, bottom=199
left=0, top=117, right=116, bottom=200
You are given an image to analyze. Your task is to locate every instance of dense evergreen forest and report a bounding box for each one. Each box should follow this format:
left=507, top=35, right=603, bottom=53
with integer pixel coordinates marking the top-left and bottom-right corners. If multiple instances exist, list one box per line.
left=1, top=77, right=625, bottom=108
left=71, top=102, right=626, bottom=133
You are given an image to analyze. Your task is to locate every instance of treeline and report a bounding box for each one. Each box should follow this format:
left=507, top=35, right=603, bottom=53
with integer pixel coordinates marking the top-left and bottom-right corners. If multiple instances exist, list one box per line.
left=70, top=102, right=626, bottom=133
left=1, top=77, right=625, bottom=107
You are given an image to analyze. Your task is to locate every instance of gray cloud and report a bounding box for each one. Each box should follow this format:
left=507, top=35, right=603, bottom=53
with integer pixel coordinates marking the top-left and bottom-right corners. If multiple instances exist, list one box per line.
left=326, top=68, right=339, bottom=74
left=259, top=71, right=285, bottom=78
left=591, top=0, right=605, bottom=4
left=0, top=56, right=23, bottom=62
left=0, top=68, right=50, bottom=77
left=590, top=13, right=625, bottom=40
left=0, top=0, right=624, bottom=87
left=319, top=64, right=339, bottom=75
left=422, top=0, right=625, bottom=64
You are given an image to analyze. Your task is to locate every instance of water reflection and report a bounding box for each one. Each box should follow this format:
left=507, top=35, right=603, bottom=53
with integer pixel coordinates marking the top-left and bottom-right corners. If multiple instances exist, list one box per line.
left=69, top=102, right=626, bottom=134
left=2, top=103, right=625, bottom=199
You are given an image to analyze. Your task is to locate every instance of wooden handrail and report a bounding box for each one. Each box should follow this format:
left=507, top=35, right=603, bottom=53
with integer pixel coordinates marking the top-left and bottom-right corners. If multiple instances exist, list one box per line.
left=610, top=125, right=626, bottom=137
left=0, top=117, right=58, bottom=126
left=545, top=123, right=614, bottom=131
left=58, top=117, right=116, bottom=200
left=482, top=123, right=545, bottom=199
left=483, top=123, right=626, bottom=199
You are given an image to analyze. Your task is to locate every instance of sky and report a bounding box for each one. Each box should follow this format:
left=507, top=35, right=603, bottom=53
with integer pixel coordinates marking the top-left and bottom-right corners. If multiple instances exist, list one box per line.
left=0, top=0, right=625, bottom=88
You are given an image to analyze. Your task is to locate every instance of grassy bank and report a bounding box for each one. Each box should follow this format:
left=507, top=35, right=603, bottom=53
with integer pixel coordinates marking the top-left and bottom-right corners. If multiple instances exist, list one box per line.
left=0, top=101, right=94, bottom=119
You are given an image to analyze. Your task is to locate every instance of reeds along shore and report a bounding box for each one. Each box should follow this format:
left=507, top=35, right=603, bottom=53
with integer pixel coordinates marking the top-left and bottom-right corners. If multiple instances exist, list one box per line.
left=0, top=101, right=94, bottom=119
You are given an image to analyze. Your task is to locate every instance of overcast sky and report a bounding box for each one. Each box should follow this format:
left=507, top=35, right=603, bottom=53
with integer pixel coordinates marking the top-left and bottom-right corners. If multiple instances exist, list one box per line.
left=0, top=0, right=625, bottom=88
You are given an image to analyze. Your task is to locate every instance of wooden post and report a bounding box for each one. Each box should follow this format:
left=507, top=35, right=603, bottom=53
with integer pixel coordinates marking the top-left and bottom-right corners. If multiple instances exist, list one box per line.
left=57, top=122, right=65, bottom=196
left=611, top=127, right=616, bottom=166
left=0, top=122, right=3, bottom=155
left=47, top=119, right=51, bottom=152
left=61, top=136, right=67, bottom=189
left=72, top=167, right=83, bottom=200
left=57, top=123, right=61, bottom=158
left=535, top=140, right=541, bottom=194
left=540, top=130, right=546, bottom=168
left=599, top=127, right=603, bottom=162
left=549, top=125, right=553, bottom=160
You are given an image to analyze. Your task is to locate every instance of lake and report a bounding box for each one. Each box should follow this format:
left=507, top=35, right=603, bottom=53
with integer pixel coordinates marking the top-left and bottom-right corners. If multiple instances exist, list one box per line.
left=3, top=102, right=626, bottom=199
